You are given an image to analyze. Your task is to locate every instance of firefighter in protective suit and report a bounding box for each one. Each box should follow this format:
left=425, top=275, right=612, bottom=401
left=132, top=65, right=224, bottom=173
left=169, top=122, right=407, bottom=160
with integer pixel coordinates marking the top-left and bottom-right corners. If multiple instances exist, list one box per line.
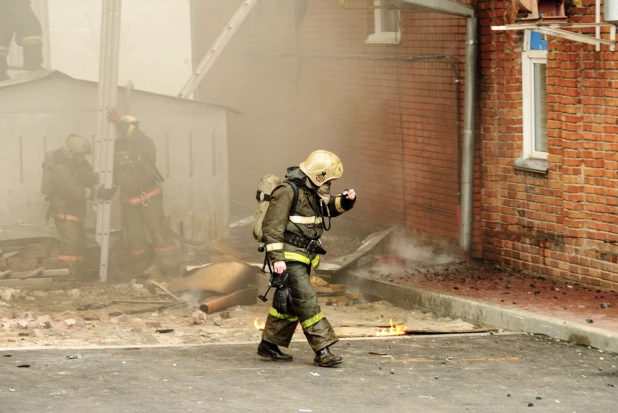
left=104, top=109, right=182, bottom=279
left=0, top=0, right=44, bottom=81
left=45, top=135, right=97, bottom=278
left=258, top=150, right=356, bottom=367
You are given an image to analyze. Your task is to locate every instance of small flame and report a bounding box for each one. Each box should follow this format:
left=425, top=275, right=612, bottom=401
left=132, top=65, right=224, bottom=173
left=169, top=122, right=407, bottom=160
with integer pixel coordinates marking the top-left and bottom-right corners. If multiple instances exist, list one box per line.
left=376, top=318, right=406, bottom=337
left=254, top=318, right=265, bottom=331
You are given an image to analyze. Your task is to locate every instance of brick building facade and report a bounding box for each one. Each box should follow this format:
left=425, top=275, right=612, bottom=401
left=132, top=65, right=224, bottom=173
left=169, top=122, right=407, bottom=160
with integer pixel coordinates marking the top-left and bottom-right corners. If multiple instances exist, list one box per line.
left=478, top=0, right=618, bottom=291
left=193, top=0, right=618, bottom=291
left=195, top=0, right=472, bottom=251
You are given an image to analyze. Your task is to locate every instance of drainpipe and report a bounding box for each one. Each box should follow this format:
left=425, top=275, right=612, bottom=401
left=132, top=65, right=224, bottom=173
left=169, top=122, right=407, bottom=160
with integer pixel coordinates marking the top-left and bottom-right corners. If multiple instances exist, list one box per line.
left=400, top=0, right=477, bottom=259
left=459, top=16, right=478, bottom=260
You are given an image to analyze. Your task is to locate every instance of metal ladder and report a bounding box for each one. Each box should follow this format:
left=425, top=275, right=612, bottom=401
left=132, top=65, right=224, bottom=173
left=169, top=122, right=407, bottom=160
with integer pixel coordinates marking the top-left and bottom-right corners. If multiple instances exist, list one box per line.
left=178, top=0, right=259, bottom=99
left=94, top=0, right=122, bottom=283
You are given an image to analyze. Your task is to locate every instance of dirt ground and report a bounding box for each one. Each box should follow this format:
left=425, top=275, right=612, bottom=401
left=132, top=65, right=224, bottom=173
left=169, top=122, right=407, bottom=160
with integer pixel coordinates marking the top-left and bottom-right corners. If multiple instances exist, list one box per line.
left=0, top=279, right=480, bottom=349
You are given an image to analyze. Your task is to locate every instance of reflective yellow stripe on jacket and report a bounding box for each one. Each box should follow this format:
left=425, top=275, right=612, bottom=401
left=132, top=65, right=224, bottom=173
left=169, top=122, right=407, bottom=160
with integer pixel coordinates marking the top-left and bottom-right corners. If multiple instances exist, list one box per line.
left=284, top=252, right=320, bottom=267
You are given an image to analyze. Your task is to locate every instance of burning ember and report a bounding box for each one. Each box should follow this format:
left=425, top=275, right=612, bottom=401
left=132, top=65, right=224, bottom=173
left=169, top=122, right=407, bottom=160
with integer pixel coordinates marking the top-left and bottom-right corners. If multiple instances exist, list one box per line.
left=376, top=318, right=407, bottom=337
left=254, top=318, right=265, bottom=331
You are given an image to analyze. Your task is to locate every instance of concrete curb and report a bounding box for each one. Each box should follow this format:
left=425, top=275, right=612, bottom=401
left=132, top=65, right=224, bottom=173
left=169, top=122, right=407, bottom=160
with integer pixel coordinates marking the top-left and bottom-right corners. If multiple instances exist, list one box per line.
left=339, top=271, right=618, bottom=353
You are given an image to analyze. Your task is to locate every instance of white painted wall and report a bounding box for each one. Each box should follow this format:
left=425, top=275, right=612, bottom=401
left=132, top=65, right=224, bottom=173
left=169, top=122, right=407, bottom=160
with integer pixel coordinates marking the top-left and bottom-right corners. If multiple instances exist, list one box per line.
left=47, top=0, right=192, bottom=96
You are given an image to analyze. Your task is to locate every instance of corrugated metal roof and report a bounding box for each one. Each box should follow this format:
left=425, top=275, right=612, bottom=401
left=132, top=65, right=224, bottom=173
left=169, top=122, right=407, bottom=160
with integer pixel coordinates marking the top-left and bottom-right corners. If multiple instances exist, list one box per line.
left=0, top=69, right=240, bottom=113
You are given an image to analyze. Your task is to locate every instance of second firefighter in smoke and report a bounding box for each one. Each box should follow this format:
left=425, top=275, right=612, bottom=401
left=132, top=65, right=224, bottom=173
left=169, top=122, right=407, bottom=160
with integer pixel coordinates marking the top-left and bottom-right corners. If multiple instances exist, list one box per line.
left=102, top=108, right=183, bottom=279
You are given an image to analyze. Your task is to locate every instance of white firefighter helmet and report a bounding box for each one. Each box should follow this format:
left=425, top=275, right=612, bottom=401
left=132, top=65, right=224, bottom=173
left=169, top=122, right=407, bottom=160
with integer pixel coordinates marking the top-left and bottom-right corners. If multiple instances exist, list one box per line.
left=299, top=150, right=344, bottom=187
left=64, top=134, right=92, bottom=156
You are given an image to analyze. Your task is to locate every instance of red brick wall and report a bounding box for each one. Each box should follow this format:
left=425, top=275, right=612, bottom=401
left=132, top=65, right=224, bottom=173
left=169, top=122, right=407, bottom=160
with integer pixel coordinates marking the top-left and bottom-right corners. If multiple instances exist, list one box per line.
left=479, top=0, right=618, bottom=290
left=195, top=0, right=470, bottom=248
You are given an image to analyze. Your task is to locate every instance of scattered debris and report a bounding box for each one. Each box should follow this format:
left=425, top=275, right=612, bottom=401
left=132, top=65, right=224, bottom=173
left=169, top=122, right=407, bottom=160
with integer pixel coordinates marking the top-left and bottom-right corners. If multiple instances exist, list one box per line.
left=66, top=354, right=80, bottom=360
left=601, top=303, right=611, bottom=309
left=149, top=281, right=182, bottom=302
left=17, top=364, right=30, bottom=368
left=586, top=319, right=594, bottom=324
left=111, top=300, right=172, bottom=305
left=156, top=329, right=174, bottom=334
left=0, top=287, right=19, bottom=301
left=192, top=310, right=208, bottom=325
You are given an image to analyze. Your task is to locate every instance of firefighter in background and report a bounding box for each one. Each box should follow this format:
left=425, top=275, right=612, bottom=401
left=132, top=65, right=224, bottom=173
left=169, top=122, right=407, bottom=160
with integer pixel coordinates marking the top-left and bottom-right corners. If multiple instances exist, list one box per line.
left=0, top=0, right=44, bottom=81
left=42, top=135, right=97, bottom=279
left=258, top=150, right=356, bottom=367
left=105, top=108, right=182, bottom=279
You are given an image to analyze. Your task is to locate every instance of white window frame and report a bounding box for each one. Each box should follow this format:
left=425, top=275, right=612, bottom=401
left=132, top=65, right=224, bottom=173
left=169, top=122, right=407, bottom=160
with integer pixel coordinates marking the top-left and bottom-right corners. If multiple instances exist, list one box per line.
left=522, top=49, right=548, bottom=160
left=366, top=0, right=401, bottom=45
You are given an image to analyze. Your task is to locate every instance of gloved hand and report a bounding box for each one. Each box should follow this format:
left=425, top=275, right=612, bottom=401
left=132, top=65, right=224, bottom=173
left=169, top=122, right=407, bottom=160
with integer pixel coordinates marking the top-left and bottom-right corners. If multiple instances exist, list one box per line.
left=273, top=286, right=292, bottom=315
left=96, top=186, right=118, bottom=200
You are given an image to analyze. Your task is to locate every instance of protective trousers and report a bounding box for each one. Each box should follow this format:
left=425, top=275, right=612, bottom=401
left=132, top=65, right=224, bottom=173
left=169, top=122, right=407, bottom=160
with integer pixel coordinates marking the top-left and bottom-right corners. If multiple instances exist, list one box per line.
left=262, top=262, right=339, bottom=352
left=121, top=192, right=181, bottom=277
left=0, top=0, right=43, bottom=71
left=53, top=216, right=86, bottom=278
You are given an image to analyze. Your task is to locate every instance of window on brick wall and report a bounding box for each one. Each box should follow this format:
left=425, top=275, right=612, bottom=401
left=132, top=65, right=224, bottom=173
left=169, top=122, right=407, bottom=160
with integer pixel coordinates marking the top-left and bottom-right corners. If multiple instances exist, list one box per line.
left=366, top=0, right=400, bottom=44
left=522, top=49, right=548, bottom=161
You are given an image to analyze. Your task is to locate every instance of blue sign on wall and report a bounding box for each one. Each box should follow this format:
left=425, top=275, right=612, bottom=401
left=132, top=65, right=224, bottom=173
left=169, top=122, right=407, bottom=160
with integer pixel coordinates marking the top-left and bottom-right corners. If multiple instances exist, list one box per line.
left=530, top=31, right=547, bottom=50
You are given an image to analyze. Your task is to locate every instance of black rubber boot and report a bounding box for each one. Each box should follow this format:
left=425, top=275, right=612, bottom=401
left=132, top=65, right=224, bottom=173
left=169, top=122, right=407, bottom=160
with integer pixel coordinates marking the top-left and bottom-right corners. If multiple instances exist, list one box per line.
left=257, top=340, right=293, bottom=362
left=22, top=44, right=43, bottom=70
left=314, top=346, right=342, bottom=367
left=0, top=57, right=8, bottom=81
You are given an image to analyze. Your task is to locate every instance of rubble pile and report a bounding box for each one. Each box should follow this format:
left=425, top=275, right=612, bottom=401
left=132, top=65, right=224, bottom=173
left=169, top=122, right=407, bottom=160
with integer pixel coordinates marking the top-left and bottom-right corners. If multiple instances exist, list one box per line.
left=0, top=241, right=74, bottom=288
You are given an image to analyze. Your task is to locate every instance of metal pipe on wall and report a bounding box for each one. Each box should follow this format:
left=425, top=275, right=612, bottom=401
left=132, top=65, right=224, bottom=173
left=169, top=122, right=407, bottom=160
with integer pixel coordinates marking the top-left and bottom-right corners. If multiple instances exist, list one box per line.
left=459, top=17, right=478, bottom=260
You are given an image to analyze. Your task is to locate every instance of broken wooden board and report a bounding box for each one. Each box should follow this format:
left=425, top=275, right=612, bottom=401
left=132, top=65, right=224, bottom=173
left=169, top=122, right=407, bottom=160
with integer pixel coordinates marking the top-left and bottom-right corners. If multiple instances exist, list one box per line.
left=310, top=275, right=329, bottom=287
left=335, top=326, right=498, bottom=338
left=5, top=268, right=70, bottom=279
left=2, top=251, right=20, bottom=259
left=339, top=321, right=406, bottom=328
left=0, top=277, right=54, bottom=287
left=335, top=326, right=383, bottom=338
left=0, top=270, right=13, bottom=279
left=318, top=293, right=360, bottom=305
left=313, top=284, right=348, bottom=296
left=319, top=228, right=394, bottom=273
left=20, top=267, right=44, bottom=280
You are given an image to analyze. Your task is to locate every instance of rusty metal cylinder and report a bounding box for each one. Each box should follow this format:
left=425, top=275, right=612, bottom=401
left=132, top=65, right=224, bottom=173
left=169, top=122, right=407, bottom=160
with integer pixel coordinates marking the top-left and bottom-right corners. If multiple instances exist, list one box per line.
left=199, top=285, right=257, bottom=314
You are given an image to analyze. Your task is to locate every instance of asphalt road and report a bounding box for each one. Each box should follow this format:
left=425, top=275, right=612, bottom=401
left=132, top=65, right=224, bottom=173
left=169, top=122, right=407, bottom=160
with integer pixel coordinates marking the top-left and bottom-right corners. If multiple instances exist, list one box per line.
left=1, top=333, right=616, bottom=413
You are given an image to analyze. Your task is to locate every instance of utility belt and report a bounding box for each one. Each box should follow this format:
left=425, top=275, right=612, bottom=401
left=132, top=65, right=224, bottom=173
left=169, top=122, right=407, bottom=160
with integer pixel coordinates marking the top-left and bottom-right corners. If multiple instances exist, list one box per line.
left=284, top=233, right=327, bottom=255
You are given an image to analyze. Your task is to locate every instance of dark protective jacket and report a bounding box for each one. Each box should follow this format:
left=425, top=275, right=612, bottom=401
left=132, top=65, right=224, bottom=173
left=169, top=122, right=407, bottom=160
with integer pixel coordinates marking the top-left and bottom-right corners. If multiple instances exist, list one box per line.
left=48, top=148, right=95, bottom=219
left=113, top=120, right=159, bottom=199
left=0, top=0, right=42, bottom=49
left=263, top=167, right=355, bottom=266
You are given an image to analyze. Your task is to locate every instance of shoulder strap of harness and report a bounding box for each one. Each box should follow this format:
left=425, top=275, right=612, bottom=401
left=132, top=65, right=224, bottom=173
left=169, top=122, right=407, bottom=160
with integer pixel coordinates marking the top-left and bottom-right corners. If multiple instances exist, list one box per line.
left=282, top=180, right=299, bottom=216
